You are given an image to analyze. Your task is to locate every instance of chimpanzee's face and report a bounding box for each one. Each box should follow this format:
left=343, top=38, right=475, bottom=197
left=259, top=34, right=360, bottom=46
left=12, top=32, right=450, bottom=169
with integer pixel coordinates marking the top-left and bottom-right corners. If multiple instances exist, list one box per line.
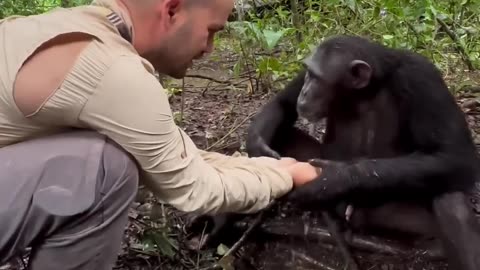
left=296, top=48, right=372, bottom=122
left=296, top=69, right=335, bottom=122
left=296, top=50, right=344, bottom=122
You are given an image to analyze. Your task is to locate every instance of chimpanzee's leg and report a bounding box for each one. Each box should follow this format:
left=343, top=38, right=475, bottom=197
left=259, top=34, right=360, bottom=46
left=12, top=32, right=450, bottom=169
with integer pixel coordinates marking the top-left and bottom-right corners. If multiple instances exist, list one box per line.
left=432, top=190, right=480, bottom=270
left=0, top=130, right=139, bottom=270
left=347, top=202, right=437, bottom=237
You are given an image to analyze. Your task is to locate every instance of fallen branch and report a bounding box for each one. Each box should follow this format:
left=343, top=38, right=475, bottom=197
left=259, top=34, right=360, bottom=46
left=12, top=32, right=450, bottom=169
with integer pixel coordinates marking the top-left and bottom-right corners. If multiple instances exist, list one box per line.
left=185, top=73, right=251, bottom=87
left=259, top=220, right=444, bottom=260
left=185, top=74, right=232, bottom=85
left=223, top=207, right=266, bottom=258
left=204, top=112, right=255, bottom=151
left=204, top=201, right=276, bottom=270
left=436, top=17, right=475, bottom=71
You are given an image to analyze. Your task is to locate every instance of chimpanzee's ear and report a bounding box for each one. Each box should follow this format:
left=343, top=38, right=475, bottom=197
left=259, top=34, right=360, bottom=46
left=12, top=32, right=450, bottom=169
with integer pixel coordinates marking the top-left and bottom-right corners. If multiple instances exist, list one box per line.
left=348, top=60, right=372, bottom=89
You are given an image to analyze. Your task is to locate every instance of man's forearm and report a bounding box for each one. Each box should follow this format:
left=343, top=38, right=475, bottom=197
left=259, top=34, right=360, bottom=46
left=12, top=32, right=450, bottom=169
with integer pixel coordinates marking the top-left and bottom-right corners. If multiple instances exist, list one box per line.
left=141, top=146, right=293, bottom=215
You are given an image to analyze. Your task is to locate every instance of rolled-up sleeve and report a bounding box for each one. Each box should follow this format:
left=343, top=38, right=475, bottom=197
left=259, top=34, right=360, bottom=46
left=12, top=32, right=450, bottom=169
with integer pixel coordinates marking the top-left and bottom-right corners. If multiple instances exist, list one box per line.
left=78, top=55, right=293, bottom=215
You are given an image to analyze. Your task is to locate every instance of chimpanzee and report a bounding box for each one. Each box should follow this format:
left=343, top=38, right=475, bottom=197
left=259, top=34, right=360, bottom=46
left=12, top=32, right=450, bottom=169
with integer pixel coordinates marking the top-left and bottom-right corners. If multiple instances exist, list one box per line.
left=186, top=35, right=480, bottom=270
left=244, top=34, right=480, bottom=270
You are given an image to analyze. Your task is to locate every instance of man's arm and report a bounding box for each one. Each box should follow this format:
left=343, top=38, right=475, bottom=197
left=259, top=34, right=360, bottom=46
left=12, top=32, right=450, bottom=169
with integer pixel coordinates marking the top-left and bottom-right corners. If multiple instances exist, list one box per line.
left=78, top=55, right=293, bottom=215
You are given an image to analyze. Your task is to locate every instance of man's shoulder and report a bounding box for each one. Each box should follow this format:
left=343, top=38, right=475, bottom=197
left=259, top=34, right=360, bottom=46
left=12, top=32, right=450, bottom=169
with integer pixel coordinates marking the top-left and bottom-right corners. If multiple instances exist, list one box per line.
left=102, top=53, right=157, bottom=80
left=90, top=52, right=163, bottom=98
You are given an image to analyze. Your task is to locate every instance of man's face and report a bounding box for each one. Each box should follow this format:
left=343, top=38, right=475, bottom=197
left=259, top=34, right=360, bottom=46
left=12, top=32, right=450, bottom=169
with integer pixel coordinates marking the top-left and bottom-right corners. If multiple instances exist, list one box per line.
left=144, top=0, right=233, bottom=78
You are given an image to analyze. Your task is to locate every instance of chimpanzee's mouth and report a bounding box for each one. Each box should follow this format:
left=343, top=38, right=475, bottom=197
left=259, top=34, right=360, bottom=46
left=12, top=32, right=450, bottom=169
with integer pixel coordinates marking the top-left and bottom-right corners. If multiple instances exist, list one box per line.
left=297, top=109, right=325, bottom=123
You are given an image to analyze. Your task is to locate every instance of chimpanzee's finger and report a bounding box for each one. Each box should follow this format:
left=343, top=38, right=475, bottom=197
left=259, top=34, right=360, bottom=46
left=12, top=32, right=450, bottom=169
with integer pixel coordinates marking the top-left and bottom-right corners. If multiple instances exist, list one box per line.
left=287, top=180, right=319, bottom=203
left=308, top=158, right=334, bottom=167
left=260, top=144, right=281, bottom=159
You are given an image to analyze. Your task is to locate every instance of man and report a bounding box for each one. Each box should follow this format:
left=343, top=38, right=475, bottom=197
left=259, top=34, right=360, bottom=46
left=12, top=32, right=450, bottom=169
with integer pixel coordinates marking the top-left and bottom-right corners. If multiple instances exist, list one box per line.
left=0, top=0, right=319, bottom=269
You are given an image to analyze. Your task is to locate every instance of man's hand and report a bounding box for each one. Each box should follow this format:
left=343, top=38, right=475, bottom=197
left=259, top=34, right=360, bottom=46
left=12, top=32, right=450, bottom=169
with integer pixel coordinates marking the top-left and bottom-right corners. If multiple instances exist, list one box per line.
left=276, top=157, right=321, bottom=187
left=287, top=158, right=355, bottom=208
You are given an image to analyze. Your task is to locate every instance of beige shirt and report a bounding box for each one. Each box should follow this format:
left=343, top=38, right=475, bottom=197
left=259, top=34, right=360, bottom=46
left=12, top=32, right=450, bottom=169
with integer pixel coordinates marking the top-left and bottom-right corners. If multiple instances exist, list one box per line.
left=0, top=0, right=293, bottom=214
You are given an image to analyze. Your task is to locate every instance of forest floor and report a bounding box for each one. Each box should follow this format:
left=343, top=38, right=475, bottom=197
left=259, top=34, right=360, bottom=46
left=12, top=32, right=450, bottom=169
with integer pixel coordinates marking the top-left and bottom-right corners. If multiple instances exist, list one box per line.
left=2, top=45, right=480, bottom=270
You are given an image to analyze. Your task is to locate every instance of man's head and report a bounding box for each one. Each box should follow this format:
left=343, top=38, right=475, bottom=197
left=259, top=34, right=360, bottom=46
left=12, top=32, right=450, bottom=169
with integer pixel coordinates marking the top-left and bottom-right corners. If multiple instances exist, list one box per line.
left=120, top=0, right=234, bottom=78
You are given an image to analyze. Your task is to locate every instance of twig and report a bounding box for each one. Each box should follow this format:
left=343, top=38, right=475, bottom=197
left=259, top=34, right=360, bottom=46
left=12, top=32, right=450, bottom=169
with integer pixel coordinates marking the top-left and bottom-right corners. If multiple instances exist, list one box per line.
left=210, top=141, right=241, bottom=152
left=204, top=113, right=255, bottom=151
left=181, top=78, right=185, bottom=121
left=436, top=17, right=475, bottom=71
left=199, top=202, right=277, bottom=270
left=185, top=74, right=232, bottom=85
left=223, top=209, right=266, bottom=258
left=214, top=201, right=277, bottom=270
left=260, top=221, right=442, bottom=259
left=459, top=0, right=471, bottom=24
left=225, top=27, right=257, bottom=93
left=201, top=81, right=214, bottom=97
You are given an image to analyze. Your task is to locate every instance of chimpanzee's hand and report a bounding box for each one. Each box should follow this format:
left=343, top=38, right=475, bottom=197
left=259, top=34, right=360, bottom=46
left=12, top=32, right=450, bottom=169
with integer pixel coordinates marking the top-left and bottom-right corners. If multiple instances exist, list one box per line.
left=287, top=158, right=352, bottom=208
left=246, top=133, right=281, bottom=159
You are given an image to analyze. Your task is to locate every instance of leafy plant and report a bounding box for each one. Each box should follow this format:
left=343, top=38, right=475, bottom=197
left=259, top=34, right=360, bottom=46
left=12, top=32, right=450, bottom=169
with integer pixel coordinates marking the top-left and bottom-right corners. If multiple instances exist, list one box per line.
left=225, top=0, right=479, bottom=93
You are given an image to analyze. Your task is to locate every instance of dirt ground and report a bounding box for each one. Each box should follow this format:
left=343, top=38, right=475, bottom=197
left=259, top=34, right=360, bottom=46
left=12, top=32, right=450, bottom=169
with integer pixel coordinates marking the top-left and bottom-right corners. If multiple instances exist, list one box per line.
left=2, top=46, right=480, bottom=270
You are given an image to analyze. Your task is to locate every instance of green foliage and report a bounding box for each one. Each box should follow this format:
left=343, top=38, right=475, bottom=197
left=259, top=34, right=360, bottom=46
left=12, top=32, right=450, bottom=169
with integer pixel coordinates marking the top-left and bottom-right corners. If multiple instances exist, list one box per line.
left=226, top=21, right=296, bottom=90
left=1, top=0, right=478, bottom=92
left=0, top=0, right=91, bottom=18
left=227, top=0, right=480, bottom=93
left=140, top=228, right=179, bottom=259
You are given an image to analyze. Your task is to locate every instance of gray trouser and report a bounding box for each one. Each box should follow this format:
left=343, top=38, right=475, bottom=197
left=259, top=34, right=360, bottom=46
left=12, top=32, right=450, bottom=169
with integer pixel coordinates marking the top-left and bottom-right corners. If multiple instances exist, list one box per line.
left=0, top=130, right=139, bottom=269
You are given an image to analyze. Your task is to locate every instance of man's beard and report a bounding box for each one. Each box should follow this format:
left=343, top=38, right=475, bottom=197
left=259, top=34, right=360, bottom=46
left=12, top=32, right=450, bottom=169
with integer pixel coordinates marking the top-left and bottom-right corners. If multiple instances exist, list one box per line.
left=158, top=56, right=190, bottom=79
left=144, top=25, right=195, bottom=78
left=141, top=49, right=190, bottom=79
left=166, top=66, right=189, bottom=79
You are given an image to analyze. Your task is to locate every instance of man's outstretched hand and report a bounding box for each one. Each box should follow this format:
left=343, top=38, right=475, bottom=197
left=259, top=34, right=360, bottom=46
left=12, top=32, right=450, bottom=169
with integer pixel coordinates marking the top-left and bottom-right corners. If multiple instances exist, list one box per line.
left=276, top=157, right=321, bottom=187
left=286, top=158, right=356, bottom=211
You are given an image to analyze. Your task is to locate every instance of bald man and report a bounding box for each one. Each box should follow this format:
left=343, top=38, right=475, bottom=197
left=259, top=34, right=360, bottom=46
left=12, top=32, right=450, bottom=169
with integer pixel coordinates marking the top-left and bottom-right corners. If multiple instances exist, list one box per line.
left=0, top=0, right=319, bottom=269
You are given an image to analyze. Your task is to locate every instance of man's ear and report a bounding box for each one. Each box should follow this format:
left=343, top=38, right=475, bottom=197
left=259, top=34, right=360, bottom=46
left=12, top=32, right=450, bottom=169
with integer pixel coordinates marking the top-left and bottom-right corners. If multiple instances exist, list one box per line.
left=156, top=0, right=181, bottom=31
left=348, top=60, right=372, bottom=89
left=160, top=0, right=181, bottom=20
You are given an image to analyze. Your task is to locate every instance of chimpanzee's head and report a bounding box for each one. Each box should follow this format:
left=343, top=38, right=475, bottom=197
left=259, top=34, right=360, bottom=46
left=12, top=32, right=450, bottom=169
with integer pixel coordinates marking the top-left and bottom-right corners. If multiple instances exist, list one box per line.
left=296, top=38, right=373, bottom=122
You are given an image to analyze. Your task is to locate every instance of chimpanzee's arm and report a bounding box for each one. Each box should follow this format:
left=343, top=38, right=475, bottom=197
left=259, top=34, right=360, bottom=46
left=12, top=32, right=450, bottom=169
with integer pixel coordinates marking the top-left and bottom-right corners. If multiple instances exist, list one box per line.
left=246, top=70, right=306, bottom=158
left=289, top=150, right=476, bottom=207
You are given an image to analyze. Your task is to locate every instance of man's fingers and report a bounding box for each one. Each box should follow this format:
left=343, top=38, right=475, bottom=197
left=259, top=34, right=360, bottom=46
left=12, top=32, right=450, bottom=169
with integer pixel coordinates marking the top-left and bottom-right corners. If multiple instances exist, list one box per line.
left=279, top=157, right=297, bottom=166
left=286, top=162, right=321, bottom=187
